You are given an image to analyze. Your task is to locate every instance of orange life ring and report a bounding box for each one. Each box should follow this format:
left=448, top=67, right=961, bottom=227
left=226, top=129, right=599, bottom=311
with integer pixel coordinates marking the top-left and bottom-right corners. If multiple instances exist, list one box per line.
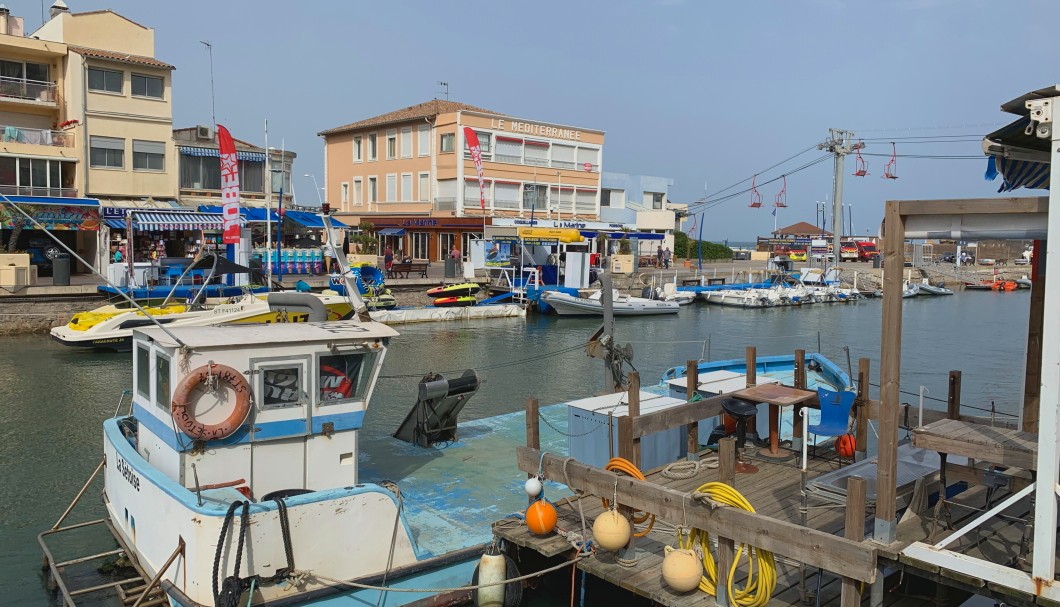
left=171, top=363, right=252, bottom=440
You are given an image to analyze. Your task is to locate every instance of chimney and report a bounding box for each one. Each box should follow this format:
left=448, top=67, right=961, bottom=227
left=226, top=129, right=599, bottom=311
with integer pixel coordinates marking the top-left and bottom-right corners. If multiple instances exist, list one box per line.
left=49, top=0, right=67, bottom=20
left=0, top=5, right=9, bottom=35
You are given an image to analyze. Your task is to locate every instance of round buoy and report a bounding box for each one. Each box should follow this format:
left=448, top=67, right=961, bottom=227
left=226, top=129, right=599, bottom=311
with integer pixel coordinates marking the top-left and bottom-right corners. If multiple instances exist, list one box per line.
left=592, top=509, right=631, bottom=551
left=525, top=499, right=557, bottom=535
left=524, top=476, right=542, bottom=498
left=836, top=434, right=856, bottom=459
left=661, top=545, right=703, bottom=593
left=472, top=552, right=523, bottom=607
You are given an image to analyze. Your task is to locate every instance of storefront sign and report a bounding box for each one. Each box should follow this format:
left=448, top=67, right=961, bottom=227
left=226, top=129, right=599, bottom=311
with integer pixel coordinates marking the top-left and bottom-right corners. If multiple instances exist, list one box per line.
left=490, top=118, right=582, bottom=141
left=401, top=218, right=439, bottom=227
left=103, top=207, right=128, bottom=219
left=0, top=203, right=99, bottom=230
left=491, top=218, right=632, bottom=231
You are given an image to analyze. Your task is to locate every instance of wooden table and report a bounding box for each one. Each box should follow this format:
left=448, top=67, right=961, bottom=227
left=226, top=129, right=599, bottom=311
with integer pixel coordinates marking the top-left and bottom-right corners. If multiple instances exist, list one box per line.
left=732, top=384, right=818, bottom=458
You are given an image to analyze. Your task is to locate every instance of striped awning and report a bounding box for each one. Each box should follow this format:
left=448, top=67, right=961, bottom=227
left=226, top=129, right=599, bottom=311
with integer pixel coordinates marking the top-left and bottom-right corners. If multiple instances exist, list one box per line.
left=985, top=156, right=1050, bottom=192
left=130, top=211, right=237, bottom=231
left=178, top=146, right=267, bottom=162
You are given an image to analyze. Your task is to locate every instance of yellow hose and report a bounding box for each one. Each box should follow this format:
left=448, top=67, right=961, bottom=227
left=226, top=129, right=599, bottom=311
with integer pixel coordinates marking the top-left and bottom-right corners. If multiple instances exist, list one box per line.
left=678, top=482, right=776, bottom=607
left=600, top=458, right=655, bottom=537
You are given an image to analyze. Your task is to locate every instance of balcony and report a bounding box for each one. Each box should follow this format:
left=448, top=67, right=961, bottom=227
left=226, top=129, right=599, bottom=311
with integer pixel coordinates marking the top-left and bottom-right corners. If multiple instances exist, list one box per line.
left=0, top=76, right=58, bottom=106
left=0, top=185, right=78, bottom=198
left=0, top=125, right=73, bottom=147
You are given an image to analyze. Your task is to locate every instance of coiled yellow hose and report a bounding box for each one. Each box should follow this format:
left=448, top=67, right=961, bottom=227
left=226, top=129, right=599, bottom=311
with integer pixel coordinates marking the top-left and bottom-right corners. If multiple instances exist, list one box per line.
left=679, top=482, right=776, bottom=607
left=600, top=458, right=655, bottom=537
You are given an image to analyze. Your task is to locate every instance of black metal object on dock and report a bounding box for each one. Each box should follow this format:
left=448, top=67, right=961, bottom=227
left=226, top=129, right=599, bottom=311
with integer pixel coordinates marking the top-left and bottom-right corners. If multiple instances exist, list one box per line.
left=393, top=370, right=482, bottom=447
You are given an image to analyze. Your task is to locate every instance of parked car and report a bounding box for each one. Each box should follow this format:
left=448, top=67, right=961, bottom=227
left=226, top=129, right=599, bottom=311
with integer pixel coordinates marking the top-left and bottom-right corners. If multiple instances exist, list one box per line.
left=1014, top=257, right=1031, bottom=265
left=25, top=238, right=62, bottom=276
left=939, top=252, right=957, bottom=263
left=978, top=258, right=996, bottom=266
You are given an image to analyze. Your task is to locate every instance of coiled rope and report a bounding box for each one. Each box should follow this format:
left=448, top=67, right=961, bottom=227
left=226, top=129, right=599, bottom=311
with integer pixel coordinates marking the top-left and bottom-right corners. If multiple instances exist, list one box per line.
left=599, top=457, right=655, bottom=537
left=681, top=482, right=777, bottom=607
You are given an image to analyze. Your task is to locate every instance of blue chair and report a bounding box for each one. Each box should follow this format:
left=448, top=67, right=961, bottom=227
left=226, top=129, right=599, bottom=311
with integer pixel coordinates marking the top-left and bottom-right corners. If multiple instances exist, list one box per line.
left=808, top=387, right=857, bottom=465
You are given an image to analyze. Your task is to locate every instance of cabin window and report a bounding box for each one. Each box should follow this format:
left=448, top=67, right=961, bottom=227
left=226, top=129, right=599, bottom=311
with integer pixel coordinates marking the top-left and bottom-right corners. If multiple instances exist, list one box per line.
left=155, top=355, right=171, bottom=410
left=135, top=345, right=150, bottom=399
left=318, top=351, right=377, bottom=405
left=262, top=366, right=303, bottom=410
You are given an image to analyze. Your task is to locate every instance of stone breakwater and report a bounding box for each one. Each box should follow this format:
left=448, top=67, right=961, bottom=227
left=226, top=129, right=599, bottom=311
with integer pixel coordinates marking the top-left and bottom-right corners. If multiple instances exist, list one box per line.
left=0, top=296, right=103, bottom=335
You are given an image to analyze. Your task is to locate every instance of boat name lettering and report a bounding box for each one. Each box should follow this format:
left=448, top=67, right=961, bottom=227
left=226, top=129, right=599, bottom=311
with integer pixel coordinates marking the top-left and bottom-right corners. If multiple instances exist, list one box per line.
left=116, top=456, right=140, bottom=491
left=214, top=306, right=244, bottom=315
left=401, top=219, right=439, bottom=227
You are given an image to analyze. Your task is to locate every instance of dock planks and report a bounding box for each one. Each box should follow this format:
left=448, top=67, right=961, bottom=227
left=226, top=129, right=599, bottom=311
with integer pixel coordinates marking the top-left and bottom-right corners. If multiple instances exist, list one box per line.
left=912, top=418, right=1038, bottom=470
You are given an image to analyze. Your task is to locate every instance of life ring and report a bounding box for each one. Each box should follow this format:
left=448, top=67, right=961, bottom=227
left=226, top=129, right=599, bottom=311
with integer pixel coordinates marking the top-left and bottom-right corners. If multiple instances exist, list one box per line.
left=171, top=363, right=252, bottom=440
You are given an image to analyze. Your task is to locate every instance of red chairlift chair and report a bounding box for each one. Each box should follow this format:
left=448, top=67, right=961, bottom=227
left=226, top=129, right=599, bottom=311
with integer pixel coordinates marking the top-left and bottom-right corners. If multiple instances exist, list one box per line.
left=852, top=142, right=868, bottom=177
left=749, top=175, right=763, bottom=208
left=883, top=142, right=899, bottom=179
left=774, top=175, right=788, bottom=208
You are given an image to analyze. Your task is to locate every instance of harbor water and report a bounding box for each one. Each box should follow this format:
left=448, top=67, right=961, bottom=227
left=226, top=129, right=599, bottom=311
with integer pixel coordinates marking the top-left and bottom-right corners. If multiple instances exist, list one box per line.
left=1, top=292, right=1031, bottom=606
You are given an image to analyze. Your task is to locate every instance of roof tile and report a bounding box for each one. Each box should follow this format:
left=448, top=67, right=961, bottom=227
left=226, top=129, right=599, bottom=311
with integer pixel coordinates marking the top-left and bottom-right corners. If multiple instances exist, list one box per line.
left=318, top=99, right=498, bottom=136
left=69, top=45, right=174, bottom=70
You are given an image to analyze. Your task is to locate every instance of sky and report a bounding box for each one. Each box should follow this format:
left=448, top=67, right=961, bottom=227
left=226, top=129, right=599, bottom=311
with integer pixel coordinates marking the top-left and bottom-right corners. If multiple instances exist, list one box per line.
left=14, top=0, right=1059, bottom=241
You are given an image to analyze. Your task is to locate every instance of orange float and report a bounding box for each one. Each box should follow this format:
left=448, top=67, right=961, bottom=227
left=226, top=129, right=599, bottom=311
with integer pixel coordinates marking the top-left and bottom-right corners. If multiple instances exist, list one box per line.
left=171, top=363, right=252, bottom=440
left=525, top=499, right=557, bottom=535
left=836, top=434, right=856, bottom=458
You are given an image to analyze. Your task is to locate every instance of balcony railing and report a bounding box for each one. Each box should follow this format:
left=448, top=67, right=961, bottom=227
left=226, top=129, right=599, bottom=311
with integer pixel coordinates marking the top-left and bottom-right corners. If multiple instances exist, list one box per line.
left=0, top=76, right=57, bottom=103
left=0, top=185, right=78, bottom=197
left=0, top=125, right=73, bottom=147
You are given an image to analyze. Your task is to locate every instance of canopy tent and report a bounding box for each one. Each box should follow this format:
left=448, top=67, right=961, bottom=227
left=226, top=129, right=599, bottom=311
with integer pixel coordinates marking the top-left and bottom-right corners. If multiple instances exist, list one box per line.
left=284, top=210, right=348, bottom=229
left=188, top=253, right=254, bottom=275
left=197, top=205, right=279, bottom=222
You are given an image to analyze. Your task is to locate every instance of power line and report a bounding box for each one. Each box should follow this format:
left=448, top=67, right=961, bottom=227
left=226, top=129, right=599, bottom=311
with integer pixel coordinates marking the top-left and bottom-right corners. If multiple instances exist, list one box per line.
left=852, top=122, right=1005, bottom=134
left=700, top=144, right=820, bottom=201
left=862, top=152, right=984, bottom=160
left=686, top=154, right=833, bottom=214
left=857, top=134, right=987, bottom=141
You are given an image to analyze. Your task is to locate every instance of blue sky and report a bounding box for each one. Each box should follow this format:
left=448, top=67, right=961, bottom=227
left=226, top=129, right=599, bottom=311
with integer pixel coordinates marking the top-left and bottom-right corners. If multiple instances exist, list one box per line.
left=16, top=0, right=1058, bottom=240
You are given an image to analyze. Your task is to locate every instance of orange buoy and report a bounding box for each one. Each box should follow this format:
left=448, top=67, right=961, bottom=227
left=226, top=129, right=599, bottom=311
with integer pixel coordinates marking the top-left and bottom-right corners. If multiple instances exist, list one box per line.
left=836, top=434, right=856, bottom=459
left=525, top=499, right=557, bottom=535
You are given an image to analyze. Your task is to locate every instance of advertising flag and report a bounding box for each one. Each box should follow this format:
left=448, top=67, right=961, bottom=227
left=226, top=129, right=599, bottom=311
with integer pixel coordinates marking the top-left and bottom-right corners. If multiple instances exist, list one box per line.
left=217, top=125, right=241, bottom=244
left=463, top=127, right=486, bottom=209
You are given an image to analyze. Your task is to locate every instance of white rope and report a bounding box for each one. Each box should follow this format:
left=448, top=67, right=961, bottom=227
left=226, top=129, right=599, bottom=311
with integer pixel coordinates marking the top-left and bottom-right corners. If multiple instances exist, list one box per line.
left=661, top=457, right=719, bottom=480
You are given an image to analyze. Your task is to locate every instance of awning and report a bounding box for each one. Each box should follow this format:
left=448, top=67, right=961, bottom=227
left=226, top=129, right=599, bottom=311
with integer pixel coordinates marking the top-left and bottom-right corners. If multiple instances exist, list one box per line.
left=104, top=219, right=125, bottom=229
left=284, top=210, right=348, bottom=229
left=377, top=227, right=406, bottom=236
left=985, top=156, right=1050, bottom=193
left=178, top=146, right=267, bottom=162
left=130, top=211, right=235, bottom=231
left=0, top=194, right=100, bottom=206
left=197, top=205, right=280, bottom=222
left=581, top=230, right=664, bottom=240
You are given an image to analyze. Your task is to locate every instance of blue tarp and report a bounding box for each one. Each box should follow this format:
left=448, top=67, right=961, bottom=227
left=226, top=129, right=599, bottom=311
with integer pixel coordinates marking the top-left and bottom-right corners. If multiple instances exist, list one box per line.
left=197, top=205, right=280, bottom=222
left=284, top=210, right=348, bottom=229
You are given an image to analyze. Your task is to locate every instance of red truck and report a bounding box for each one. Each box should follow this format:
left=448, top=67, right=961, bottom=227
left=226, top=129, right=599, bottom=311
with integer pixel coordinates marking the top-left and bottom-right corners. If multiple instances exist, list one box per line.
left=839, top=242, right=859, bottom=262
left=854, top=241, right=878, bottom=262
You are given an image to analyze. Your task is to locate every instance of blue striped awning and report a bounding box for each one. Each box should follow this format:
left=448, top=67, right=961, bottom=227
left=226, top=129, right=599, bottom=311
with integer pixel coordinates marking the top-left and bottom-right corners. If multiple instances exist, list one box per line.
left=178, top=146, right=267, bottom=162
left=986, top=156, right=1050, bottom=193
left=105, top=219, right=125, bottom=229
left=197, top=205, right=279, bottom=222
left=128, top=211, right=240, bottom=231
left=580, top=230, right=664, bottom=240
left=284, top=210, right=348, bottom=229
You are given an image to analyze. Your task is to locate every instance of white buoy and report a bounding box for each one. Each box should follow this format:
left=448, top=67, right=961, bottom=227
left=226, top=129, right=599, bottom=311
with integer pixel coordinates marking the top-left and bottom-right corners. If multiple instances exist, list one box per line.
left=662, top=545, right=703, bottom=592
left=473, top=553, right=507, bottom=607
left=523, top=476, right=542, bottom=498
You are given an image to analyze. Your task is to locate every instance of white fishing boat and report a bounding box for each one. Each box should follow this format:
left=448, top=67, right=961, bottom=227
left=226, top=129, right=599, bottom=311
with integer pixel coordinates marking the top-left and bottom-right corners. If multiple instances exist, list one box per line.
left=541, top=289, right=680, bottom=315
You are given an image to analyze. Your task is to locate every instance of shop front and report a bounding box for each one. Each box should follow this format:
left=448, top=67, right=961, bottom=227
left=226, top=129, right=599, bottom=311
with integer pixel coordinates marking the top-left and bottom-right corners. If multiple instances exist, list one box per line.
left=0, top=195, right=102, bottom=276
left=360, top=216, right=486, bottom=263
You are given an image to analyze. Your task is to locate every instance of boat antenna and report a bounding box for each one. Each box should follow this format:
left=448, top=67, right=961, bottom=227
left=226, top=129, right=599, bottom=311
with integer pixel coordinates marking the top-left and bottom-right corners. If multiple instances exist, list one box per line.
left=0, top=195, right=188, bottom=348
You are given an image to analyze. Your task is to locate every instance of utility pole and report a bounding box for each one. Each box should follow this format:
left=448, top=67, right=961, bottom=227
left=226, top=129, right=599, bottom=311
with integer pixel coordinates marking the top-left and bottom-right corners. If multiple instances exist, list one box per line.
left=818, top=129, right=860, bottom=264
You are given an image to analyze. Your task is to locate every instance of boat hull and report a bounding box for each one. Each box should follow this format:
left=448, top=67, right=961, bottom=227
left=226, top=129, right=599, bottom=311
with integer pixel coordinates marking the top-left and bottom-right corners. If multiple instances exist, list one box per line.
left=433, top=296, right=477, bottom=307
left=541, top=291, right=679, bottom=316
left=426, top=283, right=481, bottom=298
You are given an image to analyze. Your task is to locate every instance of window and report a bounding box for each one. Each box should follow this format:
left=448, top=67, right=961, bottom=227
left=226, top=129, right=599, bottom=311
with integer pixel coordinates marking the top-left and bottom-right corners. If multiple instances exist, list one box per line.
left=462, top=232, right=482, bottom=258
left=494, top=182, right=520, bottom=210
left=368, top=177, right=377, bottom=202
left=400, top=127, right=412, bottom=158
left=353, top=177, right=363, bottom=206
left=341, top=182, right=349, bottom=204
left=0, top=157, right=73, bottom=195
left=401, top=173, right=413, bottom=202
left=576, top=147, right=598, bottom=172
left=411, top=232, right=429, bottom=259
left=644, top=192, right=664, bottom=210
left=436, top=179, right=457, bottom=210
left=155, top=355, right=171, bottom=410
left=87, top=67, right=122, bottom=93
left=90, top=136, right=124, bottom=168
left=439, top=133, right=454, bottom=153
left=495, top=137, right=522, bottom=163
left=270, top=158, right=291, bottom=193
left=575, top=189, right=596, bottom=215
left=418, top=172, right=429, bottom=201
left=262, top=366, right=303, bottom=410
left=180, top=155, right=221, bottom=189
left=386, top=174, right=397, bottom=202
left=319, top=352, right=377, bottom=404
left=386, top=130, right=397, bottom=159
left=417, top=125, right=430, bottom=156
left=135, top=346, right=150, bottom=398
left=602, top=189, right=625, bottom=208
left=239, top=160, right=264, bottom=192
left=523, top=183, right=547, bottom=211
left=131, top=74, right=163, bottom=98
left=552, top=144, right=576, bottom=169
left=0, top=59, right=49, bottom=82
left=368, top=133, right=377, bottom=160
left=353, top=135, right=363, bottom=162
left=524, top=141, right=549, bottom=166
left=132, top=140, right=165, bottom=171
left=464, top=131, right=491, bottom=159
left=464, top=179, right=492, bottom=209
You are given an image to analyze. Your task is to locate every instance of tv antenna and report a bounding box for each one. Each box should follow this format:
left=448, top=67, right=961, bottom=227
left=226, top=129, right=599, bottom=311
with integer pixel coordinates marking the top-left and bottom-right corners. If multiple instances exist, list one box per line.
left=200, top=40, right=216, bottom=127
left=437, top=81, right=449, bottom=100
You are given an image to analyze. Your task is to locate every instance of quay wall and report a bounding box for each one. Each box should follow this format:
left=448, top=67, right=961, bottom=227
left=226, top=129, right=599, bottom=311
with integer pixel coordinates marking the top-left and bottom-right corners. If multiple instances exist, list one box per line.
left=0, top=297, right=103, bottom=335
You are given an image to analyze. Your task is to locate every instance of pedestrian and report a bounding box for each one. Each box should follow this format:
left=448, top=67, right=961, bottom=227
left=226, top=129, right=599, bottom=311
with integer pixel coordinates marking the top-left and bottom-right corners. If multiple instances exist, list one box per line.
left=111, top=245, right=122, bottom=264
left=384, top=246, right=394, bottom=276
left=450, top=244, right=461, bottom=260
left=664, top=247, right=672, bottom=270
left=656, top=245, right=664, bottom=268
left=321, top=239, right=337, bottom=274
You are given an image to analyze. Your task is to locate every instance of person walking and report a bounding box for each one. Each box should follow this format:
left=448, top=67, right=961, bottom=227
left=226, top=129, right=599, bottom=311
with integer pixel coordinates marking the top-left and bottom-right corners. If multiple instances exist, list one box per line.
left=663, top=247, right=672, bottom=270
left=384, top=246, right=395, bottom=277
left=450, top=244, right=461, bottom=260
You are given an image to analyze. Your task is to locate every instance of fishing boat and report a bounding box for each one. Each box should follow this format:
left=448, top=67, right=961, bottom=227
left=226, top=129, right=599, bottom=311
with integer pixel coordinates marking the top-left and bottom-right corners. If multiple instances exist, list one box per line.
left=540, top=289, right=680, bottom=316
left=51, top=256, right=356, bottom=351
left=426, top=282, right=481, bottom=298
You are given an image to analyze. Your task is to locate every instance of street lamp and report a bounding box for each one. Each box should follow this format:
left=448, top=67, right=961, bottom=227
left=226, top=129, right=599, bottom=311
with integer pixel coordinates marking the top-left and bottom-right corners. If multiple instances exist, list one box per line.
left=303, top=173, right=324, bottom=206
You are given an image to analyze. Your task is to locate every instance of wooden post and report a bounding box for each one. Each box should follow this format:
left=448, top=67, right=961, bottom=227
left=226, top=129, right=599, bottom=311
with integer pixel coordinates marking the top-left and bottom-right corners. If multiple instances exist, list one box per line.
left=1023, top=239, right=1044, bottom=432
left=525, top=397, right=540, bottom=452
left=745, top=346, right=757, bottom=387
left=618, top=416, right=635, bottom=464
left=855, top=358, right=870, bottom=459
left=626, top=371, right=641, bottom=467
left=947, top=370, right=962, bottom=420
left=717, top=437, right=736, bottom=607
left=686, top=359, right=700, bottom=459
left=793, top=349, right=806, bottom=446
left=840, top=476, right=867, bottom=607
left=875, top=199, right=905, bottom=544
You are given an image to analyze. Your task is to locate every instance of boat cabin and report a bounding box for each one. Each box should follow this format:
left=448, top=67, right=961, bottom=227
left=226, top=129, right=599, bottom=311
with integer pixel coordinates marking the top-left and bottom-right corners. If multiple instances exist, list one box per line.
left=128, top=320, right=399, bottom=501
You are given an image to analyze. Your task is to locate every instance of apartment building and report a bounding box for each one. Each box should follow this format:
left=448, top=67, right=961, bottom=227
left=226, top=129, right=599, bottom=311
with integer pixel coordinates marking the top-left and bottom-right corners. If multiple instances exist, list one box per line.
left=319, top=100, right=605, bottom=261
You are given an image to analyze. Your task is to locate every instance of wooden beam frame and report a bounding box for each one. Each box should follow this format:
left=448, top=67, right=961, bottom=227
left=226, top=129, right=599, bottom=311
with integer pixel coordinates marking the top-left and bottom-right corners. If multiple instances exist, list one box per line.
left=896, top=196, right=1047, bottom=216
left=517, top=447, right=878, bottom=583
left=876, top=200, right=906, bottom=544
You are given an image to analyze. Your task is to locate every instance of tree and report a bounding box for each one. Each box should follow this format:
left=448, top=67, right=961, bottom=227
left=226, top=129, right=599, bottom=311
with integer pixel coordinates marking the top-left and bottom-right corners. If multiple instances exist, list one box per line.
left=348, top=221, right=378, bottom=253
left=673, top=230, right=732, bottom=260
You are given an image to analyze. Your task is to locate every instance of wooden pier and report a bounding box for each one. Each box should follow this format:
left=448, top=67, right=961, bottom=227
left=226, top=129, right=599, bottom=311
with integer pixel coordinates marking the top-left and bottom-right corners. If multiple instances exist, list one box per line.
left=491, top=350, right=1040, bottom=606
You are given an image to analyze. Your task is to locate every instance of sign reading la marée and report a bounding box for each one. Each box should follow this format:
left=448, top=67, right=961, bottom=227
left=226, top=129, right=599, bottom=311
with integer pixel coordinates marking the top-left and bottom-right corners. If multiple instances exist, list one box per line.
left=490, top=119, right=582, bottom=141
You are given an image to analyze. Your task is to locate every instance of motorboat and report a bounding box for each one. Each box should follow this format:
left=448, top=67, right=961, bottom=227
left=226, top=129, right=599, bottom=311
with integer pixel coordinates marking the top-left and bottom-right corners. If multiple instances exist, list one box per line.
left=645, top=282, right=696, bottom=305
left=541, top=289, right=679, bottom=316
left=918, top=280, right=954, bottom=296
left=902, top=282, right=921, bottom=298
left=701, top=288, right=779, bottom=308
